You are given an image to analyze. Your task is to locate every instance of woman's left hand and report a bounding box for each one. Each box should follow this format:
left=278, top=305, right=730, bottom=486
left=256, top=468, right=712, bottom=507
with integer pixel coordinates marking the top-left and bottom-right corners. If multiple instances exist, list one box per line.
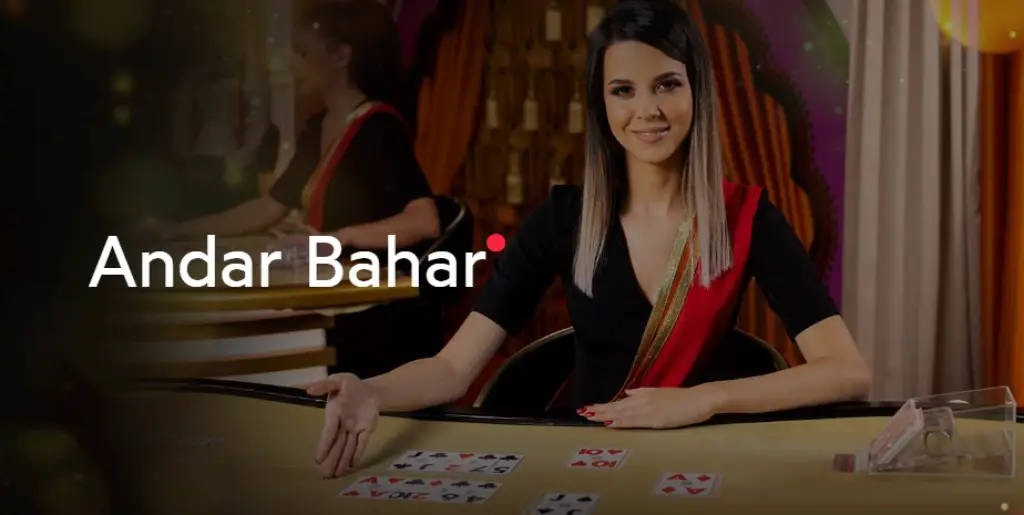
left=271, top=227, right=356, bottom=256
left=269, top=221, right=319, bottom=241
left=579, top=386, right=726, bottom=429
left=273, top=232, right=317, bottom=249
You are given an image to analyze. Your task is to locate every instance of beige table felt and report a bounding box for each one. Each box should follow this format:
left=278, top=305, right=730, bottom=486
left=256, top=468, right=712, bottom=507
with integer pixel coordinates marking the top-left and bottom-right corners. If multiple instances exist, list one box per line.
left=114, top=390, right=1024, bottom=515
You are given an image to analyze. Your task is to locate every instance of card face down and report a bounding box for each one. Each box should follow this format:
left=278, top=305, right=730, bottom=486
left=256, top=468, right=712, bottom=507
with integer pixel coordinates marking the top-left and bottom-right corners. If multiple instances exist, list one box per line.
left=388, top=450, right=524, bottom=475
left=565, top=447, right=629, bottom=469
left=339, top=475, right=501, bottom=504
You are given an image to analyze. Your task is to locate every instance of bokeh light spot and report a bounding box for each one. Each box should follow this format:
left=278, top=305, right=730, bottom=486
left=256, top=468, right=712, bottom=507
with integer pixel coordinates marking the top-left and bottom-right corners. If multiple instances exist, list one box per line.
left=111, top=71, right=134, bottom=95
left=112, top=106, right=131, bottom=125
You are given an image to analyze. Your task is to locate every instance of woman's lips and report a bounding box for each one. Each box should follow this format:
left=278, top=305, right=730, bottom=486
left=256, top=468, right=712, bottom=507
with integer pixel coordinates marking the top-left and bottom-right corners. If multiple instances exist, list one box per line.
left=631, top=127, right=669, bottom=143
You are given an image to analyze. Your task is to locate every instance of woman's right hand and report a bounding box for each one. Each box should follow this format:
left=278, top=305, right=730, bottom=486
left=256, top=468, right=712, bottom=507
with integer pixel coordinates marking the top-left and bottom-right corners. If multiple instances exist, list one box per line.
left=305, top=373, right=381, bottom=478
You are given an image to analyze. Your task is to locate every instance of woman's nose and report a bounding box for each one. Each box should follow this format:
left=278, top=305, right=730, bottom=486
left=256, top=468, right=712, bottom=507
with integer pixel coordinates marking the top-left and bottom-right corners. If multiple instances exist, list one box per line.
left=635, top=92, right=662, bottom=119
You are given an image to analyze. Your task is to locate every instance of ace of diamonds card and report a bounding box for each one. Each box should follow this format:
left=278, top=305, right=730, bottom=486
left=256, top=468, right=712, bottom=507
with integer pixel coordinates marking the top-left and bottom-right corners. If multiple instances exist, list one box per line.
left=652, top=472, right=720, bottom=497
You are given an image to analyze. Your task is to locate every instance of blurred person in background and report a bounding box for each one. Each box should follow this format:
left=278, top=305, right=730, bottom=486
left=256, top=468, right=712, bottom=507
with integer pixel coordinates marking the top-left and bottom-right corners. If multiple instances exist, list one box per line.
left=156, top=0, right=445, bottom=380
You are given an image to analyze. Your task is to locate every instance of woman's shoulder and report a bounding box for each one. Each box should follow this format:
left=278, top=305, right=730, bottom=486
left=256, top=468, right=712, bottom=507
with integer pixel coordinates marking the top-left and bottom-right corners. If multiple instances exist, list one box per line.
left=540, top=184, right=584, bottom=225
left=721, top=179, right=764, bottom=204
left=549, top=183, right=583, bottom=206
left=345, top=103, right=413, bottom=152
left=720, top=179, right=776, bottom=225
left=725, top=181, right=801, bottom=249
left=355, top=102, right=408, bottom=129
left=512, top=185, right=583, bottom=245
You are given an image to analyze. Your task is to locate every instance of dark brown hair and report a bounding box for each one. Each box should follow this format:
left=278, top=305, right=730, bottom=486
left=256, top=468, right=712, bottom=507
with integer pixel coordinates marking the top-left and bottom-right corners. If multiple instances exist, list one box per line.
left=299, top=0, right=403, bottom=103
left=575, top=0, right=730, bottom=292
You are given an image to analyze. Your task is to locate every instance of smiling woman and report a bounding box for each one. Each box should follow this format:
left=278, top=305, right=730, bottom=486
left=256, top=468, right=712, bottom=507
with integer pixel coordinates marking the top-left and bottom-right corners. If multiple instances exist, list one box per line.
left=604, top=59, right=694, bottom=167
left=303, top=0, right=871, bottom=480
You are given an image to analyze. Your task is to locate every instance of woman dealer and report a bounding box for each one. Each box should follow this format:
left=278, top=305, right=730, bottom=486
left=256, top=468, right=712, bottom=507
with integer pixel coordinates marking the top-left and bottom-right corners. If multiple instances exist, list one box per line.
left=158, top=0, right=446, bottom=380
left=306, top=0, right=872, bottom=479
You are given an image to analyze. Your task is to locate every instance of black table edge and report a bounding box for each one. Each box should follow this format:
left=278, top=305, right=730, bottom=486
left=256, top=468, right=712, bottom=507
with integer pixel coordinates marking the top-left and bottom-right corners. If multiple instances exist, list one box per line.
left=132, top=378, right=1024, bottom=427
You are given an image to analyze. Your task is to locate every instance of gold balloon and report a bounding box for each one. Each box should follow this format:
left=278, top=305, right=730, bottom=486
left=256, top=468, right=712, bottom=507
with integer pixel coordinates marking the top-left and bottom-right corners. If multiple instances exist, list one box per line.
left=929, top=0, right=1024, bottom=54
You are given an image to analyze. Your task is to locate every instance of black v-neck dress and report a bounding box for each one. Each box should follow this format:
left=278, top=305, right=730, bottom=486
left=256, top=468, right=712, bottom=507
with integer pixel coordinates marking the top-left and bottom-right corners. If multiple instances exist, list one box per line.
left=473, top=185, right=839, bottom=406
left=268, top=108, right=443, bottom=379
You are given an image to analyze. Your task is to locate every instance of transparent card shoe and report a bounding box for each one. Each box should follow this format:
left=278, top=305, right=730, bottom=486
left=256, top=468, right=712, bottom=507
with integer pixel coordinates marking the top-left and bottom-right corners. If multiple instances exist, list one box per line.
left=833, top=386, right=1016, bottom=478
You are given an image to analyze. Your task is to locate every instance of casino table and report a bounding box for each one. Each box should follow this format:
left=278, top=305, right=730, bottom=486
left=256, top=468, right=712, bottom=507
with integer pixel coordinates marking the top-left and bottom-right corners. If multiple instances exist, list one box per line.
left=110, top=234, right=417, bottom=384
left=113, top=379, right=1024, bottom=515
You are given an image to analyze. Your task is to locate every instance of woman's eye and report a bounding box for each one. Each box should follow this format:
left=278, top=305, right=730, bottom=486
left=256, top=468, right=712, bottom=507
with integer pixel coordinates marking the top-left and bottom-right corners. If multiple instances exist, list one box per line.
left=657, top=79, right=683, bottom=92
left=610, top=86, right=632, bottom=96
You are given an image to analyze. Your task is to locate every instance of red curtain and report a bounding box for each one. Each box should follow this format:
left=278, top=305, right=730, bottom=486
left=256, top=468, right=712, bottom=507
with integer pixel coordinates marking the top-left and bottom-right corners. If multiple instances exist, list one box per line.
left=980, top=50, right=1024, bottom=398
left=413, top=0, right=489, bottom=194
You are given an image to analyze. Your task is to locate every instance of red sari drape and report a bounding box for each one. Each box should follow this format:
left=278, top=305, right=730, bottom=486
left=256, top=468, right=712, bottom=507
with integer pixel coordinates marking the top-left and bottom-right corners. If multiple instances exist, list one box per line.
left=300, top=102, right=404, bottom=232
left=613, top=181, right=763, bottom=399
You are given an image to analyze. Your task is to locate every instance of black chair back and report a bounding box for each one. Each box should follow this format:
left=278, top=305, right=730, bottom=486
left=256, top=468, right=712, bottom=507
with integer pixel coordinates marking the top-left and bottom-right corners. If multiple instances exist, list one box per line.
left=685, top=328, right=790, bottom=385
left=473, top=328, right=576, bottom=411
left=473, top=327, right=789, bottom=412
left=418, top=195, right=474, bottom=304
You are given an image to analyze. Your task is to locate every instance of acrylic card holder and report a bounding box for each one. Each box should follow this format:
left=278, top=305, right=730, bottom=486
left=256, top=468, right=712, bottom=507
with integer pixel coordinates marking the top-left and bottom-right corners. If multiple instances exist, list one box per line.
left=834, top=387, right=1016, bottom=478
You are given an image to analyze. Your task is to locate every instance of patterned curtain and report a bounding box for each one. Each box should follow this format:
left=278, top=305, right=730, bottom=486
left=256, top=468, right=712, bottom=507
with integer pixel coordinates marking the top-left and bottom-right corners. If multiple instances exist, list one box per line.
left=687, top=0, right=838, bottom=364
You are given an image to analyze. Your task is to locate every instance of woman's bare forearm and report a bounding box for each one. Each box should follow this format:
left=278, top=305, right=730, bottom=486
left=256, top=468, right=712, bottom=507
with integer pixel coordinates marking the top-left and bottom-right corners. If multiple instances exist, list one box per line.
left=362, top=313, right=508, bottom=412
left=339, top=198, right=440, bottom=249
left=705, top=356, right=871, bottom=415
left=363, top=357, right=469, bottom=412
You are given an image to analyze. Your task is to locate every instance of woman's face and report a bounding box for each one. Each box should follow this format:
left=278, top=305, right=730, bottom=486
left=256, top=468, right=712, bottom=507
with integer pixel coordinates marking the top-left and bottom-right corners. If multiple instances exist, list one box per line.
left=602, top=40, right=694, bottom=166
left=291, top=26, right=347, bottom=97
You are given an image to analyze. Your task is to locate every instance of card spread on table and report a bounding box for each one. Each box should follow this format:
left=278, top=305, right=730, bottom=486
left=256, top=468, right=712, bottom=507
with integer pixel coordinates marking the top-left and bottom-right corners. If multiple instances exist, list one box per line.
left=339, top=475, right=501, bottom=504
left=565, top=447, right=629, bottom=469
left=528, top=492, right=600, bottom=514
left=388, top=450, right=524, bottom=475
left=652, top=472, right=720, bottom=497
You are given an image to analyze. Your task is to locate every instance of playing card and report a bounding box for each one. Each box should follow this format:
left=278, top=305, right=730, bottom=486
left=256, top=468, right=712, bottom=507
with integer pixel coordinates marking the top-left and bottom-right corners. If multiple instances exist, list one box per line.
left=869, top=403, right=924, bottom=460
left=264, top=242, right=308, bottom=269
left=565, top=447, right=629, bottom=469
left=652, top=472, right=720, bottom=497
left=832, top=452, right=868, bottom=473
left=527, top=492, right=600, bottom=514
left=339, top=475, right=501, bottom=504
left=389, top=450, right=524, bottom=475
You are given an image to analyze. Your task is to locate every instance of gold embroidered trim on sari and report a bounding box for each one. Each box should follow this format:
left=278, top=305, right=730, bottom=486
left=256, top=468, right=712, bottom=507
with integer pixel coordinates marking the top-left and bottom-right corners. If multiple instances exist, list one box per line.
left=611, top=217, right=699, bottom=401
left=299, top=101, right=379, bottom=214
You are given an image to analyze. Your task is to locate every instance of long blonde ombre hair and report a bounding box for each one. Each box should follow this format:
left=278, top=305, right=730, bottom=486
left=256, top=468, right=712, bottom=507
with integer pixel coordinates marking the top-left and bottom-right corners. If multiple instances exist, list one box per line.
left=573, top=0, right=732, bottom=296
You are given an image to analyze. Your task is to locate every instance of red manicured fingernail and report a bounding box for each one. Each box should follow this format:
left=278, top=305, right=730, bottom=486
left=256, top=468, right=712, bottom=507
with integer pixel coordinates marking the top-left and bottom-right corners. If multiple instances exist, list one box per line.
left=604, top=421, right=612, bottom=426
left=576, top=408, right=585, bottom=414
left=584, top=412, right=595, bottom=417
